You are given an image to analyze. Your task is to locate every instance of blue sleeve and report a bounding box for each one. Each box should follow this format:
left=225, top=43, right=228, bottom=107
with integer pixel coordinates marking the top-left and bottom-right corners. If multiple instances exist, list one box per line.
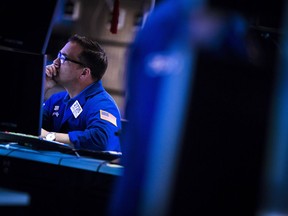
left=68, top=99, right=121, bottom=152
left=42, top=98, right=52, bottom=131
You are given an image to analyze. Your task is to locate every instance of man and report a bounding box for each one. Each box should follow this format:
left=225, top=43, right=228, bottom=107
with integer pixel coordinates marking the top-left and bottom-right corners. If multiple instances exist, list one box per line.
left=41, top=34, right=121, bottom=152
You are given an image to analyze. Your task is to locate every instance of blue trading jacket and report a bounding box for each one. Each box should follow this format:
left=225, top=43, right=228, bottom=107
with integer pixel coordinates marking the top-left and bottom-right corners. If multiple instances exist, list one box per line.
left=42, top=81, right=121, bottom=152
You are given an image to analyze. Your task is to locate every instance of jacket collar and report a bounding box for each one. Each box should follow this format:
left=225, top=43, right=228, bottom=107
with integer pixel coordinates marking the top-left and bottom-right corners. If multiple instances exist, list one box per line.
left=63, top=80, right=104, bottom=104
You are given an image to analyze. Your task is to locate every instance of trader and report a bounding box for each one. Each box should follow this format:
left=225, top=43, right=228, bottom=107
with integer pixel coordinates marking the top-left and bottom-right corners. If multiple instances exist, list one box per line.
left=41, top=34, right=121, bottom=152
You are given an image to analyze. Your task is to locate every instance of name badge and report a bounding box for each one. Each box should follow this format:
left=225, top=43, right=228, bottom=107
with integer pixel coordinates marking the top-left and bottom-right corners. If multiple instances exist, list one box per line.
left=70, top=100, right=83, bottom=118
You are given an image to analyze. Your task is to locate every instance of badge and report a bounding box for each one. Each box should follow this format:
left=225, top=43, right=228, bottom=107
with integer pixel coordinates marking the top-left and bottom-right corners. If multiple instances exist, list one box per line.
left=100, top=110, right=117, bottom=126
left=52, top=112, right=59, bottom=117
left=70, top=100, right=83, bottom=118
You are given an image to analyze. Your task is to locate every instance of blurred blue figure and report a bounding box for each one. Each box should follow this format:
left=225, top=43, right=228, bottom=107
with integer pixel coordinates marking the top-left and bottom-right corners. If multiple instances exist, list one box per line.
left=107, top=0, right=265, bottom=215
left=258, top=1, right=288, bottom=215
left=108, top=1, right=203, bottom=215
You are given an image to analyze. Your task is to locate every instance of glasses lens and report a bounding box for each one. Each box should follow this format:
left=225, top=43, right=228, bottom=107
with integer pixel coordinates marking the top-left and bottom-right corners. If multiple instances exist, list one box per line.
left=57, top=52, right=84, bottom=66
left=58, top=52, right=65, bottom=64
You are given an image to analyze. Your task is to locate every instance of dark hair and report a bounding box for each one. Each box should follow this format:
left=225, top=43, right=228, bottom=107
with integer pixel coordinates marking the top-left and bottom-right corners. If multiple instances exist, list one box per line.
left=68, top=34, right=108, bottom=81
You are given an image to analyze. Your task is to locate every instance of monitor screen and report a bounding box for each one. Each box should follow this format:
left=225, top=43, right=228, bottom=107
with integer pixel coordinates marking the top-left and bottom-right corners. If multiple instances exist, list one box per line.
left=0, top=49, right=46, bottom=136
left=0, top=0, right=60, bottom=54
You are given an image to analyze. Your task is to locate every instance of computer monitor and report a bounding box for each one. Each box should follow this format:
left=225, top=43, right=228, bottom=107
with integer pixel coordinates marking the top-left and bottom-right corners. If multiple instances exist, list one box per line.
left=0, top=0, right=60, bottom=54
left=0, top=49, right=46, bottom=136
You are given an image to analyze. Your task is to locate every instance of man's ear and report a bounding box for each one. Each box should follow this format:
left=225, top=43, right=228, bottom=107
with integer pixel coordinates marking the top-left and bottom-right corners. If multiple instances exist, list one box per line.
left=80, top=67, right=91, bottom=79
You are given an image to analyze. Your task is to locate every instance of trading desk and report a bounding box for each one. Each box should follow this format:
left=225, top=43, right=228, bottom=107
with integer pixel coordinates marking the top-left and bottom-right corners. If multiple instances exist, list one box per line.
left=0, top=143, right=123, bottom=215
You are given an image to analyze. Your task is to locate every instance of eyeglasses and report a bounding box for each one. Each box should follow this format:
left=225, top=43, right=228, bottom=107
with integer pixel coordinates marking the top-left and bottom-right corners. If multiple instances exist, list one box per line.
left=57, top=52, right=85, bottom=66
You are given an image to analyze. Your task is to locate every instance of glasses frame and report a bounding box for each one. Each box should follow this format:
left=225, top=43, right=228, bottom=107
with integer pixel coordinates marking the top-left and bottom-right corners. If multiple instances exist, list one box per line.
left=57, top=52, right=85, bottom=66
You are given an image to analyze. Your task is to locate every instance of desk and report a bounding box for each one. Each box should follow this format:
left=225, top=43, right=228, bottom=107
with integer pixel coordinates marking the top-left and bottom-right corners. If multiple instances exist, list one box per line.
left=0, top=143, right=124, bottom=215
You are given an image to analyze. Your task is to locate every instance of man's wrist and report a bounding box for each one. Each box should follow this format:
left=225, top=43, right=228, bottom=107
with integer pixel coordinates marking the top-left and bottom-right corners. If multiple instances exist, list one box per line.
left=46, top=132, right=56, bottom=141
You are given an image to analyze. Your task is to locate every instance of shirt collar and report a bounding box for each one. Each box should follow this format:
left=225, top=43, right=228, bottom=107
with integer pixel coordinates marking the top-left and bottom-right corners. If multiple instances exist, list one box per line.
left=63, top=81, right=104, bottom=104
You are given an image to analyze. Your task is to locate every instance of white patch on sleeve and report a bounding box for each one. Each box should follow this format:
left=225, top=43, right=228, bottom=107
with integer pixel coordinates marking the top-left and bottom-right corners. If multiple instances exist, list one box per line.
left=100, top=110, right=117, bottom=126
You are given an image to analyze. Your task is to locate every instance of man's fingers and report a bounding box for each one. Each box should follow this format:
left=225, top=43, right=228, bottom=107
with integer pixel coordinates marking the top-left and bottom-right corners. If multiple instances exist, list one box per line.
left=46, top=64, right=58, bottom=77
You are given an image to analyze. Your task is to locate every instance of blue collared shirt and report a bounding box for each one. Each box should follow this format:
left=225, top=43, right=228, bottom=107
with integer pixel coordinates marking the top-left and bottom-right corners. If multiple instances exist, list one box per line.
left=42, top=81, right=121, bottom=152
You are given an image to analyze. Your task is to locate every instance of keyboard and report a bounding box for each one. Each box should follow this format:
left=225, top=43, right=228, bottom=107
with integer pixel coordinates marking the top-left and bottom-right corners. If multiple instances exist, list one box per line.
left=0, top=131, right=122, bottom=161
left=0, top=131, right=72, bottom=152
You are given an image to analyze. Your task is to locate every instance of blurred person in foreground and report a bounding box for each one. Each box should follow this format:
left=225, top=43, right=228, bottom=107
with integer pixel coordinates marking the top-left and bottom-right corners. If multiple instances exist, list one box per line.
left=108, top=0, right=273, bottom=215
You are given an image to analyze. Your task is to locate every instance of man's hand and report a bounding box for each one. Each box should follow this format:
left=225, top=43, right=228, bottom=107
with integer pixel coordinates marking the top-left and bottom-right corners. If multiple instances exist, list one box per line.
left=41, top=128, right=49, bottom=138
left=45, top=64, right=59, bottom=92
